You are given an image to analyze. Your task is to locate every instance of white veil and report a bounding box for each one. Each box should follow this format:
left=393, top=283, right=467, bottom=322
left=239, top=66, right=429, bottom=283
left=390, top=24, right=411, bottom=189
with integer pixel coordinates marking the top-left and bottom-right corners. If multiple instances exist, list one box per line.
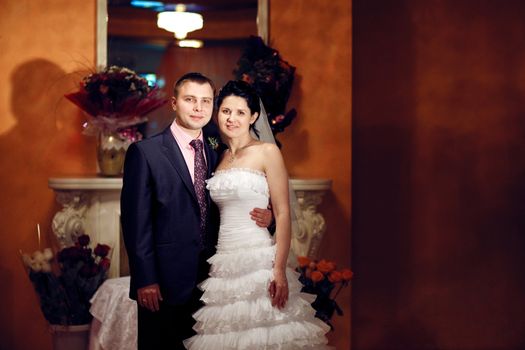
left=251, top=99, right=301, bottom=267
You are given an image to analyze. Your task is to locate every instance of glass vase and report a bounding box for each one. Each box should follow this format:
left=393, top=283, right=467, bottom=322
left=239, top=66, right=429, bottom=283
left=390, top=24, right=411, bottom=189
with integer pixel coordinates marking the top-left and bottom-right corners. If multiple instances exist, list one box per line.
left=96, top=130, right=130, bottom=177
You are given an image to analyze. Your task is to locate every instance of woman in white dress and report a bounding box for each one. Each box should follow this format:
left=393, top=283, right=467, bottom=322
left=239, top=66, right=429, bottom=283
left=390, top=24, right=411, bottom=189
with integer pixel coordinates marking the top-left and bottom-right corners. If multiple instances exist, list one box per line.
left=184, top=80, right=331, bottom=349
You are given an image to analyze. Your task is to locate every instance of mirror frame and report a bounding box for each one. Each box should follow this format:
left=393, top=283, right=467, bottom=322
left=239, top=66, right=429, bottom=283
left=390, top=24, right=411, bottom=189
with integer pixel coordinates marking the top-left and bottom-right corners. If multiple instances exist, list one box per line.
left=96, top=0, right=269, bottom=69
left=96, top=0, right=107, bottom=68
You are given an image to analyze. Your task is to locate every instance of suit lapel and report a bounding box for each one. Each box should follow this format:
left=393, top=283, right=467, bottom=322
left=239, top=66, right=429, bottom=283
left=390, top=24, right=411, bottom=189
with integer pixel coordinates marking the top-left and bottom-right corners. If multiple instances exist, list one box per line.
left=203, top=138, right=217, bottom=178
left=161, top=128, right=198, bottom=202
left=202, top=136, right=219, bottom=207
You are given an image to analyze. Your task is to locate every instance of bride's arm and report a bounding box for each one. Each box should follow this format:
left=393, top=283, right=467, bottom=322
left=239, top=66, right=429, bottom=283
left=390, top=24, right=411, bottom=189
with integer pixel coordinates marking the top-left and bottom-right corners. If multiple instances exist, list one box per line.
left=263, top=143, right=291, bottom=309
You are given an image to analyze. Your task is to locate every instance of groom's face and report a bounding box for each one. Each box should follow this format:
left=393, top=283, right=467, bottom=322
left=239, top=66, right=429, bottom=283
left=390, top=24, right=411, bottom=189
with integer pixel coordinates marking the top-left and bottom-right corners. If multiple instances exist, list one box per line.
left=172, top=81, right=214, bottom=134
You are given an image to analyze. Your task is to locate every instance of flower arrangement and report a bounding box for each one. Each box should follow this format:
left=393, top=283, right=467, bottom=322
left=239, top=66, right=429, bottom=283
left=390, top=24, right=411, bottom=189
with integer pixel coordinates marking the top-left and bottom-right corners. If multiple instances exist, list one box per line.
left=296, top=256, right=353, bottom=330
left=234, top=36, right=296, bottom=147
left=64, top=65, right=168, bottom=138
left=21, top=233, right=111, bottom=325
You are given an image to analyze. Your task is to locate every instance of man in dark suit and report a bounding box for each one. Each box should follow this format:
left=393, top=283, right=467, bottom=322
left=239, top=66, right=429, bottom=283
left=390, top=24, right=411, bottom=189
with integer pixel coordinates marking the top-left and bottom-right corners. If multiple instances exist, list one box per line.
left=121, top=72, right=272, bottom=349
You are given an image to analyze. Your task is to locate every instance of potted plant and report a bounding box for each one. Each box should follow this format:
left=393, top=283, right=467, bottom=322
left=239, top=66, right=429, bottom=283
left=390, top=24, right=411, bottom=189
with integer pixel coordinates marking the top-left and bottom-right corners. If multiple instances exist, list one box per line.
left=20, top=231, right=111, bottom=349
left=296, top=256, right=353, bottom=330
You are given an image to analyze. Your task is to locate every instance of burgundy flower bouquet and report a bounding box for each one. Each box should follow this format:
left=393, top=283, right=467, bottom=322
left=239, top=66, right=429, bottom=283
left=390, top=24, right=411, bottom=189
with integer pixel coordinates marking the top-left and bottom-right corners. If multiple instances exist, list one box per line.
left=21, top=234, right=111, bottom=325
left=65, top=65, right=167, bottom=135
left=65, top=66, right=168, bottom=175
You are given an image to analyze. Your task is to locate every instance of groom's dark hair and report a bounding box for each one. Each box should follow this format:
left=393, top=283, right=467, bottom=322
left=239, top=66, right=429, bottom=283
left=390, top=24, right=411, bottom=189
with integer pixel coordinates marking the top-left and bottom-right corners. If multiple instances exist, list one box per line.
left=173, top=72, right=216, bottom=97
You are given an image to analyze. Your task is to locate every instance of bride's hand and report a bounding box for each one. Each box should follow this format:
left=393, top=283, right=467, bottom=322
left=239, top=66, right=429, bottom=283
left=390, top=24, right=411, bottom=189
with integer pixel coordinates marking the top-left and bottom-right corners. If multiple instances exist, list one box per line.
left=269, top=269, right=289, bottom=309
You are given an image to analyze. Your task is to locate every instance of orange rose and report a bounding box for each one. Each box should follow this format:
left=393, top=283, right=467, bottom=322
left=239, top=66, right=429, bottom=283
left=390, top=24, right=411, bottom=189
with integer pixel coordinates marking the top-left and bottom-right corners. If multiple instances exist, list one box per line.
left=317, top=259, right=336, bottom=274
left=297, top=256, right=311, bottom=268
left=308, top=261, right=317, bottom=270
left=311, top=270, right=324, bottom=283
left=341, top=268, right=354, bottom=281
left=328, top=270, right=343, bottom=283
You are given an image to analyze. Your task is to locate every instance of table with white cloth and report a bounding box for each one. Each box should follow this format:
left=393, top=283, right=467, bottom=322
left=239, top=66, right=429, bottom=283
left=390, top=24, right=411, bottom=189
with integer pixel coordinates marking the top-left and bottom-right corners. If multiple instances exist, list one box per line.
left=89, top=277, right=137, bottom=350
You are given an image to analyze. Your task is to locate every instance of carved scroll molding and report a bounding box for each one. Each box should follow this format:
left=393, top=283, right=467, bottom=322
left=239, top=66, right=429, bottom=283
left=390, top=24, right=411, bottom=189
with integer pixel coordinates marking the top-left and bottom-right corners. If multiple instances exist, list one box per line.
left=49, top=177, right=123, bottom=278
left=51, top=191, right=89, bottom=248
left=289, top=179, right=332, bottom=260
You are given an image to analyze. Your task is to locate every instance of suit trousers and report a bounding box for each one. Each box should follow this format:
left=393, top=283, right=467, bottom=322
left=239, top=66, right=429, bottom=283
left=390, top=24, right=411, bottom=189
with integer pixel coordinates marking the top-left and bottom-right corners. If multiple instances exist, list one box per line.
left=137, top=254, right=209, bottom=350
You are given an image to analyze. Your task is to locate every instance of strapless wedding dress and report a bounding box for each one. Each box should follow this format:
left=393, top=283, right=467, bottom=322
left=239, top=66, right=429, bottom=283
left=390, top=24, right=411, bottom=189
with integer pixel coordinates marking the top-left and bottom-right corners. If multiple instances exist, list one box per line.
left=183, top=168, right=332, bottom=350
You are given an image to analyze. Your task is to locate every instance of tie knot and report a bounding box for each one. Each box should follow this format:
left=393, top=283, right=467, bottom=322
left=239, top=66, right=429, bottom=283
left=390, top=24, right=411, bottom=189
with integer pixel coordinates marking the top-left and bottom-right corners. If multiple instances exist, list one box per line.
left=190, top=139, right=203, bottom=152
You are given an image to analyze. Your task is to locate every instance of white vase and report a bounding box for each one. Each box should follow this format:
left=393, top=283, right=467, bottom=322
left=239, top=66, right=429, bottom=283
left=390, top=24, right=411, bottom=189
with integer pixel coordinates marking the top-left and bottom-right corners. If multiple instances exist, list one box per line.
left=50, top=324, right=91, bottom=350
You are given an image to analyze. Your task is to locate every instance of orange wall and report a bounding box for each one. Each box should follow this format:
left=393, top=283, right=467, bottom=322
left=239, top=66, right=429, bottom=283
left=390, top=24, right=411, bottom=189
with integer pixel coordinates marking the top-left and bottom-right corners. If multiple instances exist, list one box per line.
left=353, top=0, right=525, bottom=349
left=270, top=1, right=352, bottom=349
left=0, top=1, right=96, bottom=349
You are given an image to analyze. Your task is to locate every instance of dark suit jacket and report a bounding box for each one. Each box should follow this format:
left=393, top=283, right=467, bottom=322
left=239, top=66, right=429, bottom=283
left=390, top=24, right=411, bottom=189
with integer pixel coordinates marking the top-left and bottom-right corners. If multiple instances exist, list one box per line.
left=120, top=127, right=220, bottom=305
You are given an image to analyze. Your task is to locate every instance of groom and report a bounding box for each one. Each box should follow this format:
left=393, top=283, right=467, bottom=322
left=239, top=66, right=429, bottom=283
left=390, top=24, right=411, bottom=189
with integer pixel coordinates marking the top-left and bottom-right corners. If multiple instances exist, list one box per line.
left=121, top=72, right=272, bottom=349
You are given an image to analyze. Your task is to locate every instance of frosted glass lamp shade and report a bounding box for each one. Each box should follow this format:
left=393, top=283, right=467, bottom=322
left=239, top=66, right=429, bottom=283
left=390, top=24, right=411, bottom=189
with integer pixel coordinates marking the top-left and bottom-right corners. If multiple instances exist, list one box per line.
left=157, top=11, right=203, bottom=39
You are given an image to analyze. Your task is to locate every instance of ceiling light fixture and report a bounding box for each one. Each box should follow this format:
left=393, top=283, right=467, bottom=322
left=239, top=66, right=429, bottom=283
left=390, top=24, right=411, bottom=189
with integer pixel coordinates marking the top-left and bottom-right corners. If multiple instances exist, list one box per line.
left=157, top=4, right=203, bottom=40
left=177, top=39, right=204, bottom=48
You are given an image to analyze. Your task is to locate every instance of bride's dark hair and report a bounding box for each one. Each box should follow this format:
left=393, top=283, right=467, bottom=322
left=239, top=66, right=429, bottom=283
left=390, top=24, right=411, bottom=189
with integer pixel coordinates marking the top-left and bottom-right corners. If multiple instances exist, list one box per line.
left=216, top=80, right=261, bottom=136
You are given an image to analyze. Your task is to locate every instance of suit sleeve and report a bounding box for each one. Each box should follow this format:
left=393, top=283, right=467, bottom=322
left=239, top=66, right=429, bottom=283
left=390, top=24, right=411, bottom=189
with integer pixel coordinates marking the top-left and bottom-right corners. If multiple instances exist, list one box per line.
left=120, top=142, right=158, bottom=288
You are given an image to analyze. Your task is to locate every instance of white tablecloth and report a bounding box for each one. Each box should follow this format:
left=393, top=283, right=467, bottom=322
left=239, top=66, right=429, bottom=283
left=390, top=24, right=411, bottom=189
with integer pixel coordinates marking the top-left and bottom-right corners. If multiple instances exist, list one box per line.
left=89, top=277, right=137, bottom=350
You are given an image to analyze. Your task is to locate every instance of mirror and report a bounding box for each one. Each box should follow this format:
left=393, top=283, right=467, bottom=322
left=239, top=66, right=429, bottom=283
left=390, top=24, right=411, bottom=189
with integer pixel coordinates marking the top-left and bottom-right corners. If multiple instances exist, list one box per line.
left=97, top=0, right=268, bottom=136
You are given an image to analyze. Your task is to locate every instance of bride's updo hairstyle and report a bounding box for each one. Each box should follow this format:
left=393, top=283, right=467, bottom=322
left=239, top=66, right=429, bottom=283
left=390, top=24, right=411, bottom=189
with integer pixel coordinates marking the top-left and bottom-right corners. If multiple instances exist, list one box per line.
left=216, top=80, right=261, bottom=135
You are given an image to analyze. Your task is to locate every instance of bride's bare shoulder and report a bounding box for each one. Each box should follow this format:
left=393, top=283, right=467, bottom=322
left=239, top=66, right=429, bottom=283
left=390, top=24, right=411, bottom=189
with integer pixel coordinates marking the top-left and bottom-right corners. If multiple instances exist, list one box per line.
left=252, top=141, right=279, bottom=152
left=260, top=142, right=280, bottom=155
left=248, top=142, right=281, bottom=164
left=254, top=143, right=283, bottom=167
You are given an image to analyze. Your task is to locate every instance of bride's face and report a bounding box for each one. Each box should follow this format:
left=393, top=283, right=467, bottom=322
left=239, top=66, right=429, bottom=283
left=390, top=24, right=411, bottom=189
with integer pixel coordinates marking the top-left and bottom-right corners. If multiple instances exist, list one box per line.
left=217, top=95, right=258, bottom=138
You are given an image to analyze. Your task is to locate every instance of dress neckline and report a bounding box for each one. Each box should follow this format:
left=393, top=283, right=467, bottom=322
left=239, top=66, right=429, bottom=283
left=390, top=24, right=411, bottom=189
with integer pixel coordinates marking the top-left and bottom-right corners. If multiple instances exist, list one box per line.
left=213, top=167, right=266, bottom=178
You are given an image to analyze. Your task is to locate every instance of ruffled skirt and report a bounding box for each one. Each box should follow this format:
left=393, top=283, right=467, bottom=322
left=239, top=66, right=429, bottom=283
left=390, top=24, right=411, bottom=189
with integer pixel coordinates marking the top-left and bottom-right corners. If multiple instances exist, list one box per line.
left=183, top=237, right=332, bottom=349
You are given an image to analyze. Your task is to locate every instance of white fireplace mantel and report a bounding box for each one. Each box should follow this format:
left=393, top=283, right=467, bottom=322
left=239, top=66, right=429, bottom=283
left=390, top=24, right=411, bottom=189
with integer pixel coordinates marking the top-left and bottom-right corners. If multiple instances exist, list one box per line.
left=49, top=176, right=331, bottom=278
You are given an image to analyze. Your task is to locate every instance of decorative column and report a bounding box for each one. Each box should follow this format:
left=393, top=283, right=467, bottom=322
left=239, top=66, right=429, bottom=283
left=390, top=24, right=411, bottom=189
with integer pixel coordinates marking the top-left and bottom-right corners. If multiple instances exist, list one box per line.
left=48, top=177, right=123, bottom=278
left=289, top=179, right=332, bottom=260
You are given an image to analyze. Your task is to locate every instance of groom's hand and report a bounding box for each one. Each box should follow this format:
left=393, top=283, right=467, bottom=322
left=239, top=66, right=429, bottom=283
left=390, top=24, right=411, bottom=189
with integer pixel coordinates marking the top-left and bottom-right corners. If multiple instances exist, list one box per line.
left=250, top=205, right=273, bottom=228
left=138, top=283, right=163, bottom=312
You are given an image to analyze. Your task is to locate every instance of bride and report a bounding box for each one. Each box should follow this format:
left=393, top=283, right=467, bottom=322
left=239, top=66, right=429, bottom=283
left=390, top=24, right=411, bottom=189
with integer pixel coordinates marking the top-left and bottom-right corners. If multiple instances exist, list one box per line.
left=183, top=80, right=331, bottom=349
